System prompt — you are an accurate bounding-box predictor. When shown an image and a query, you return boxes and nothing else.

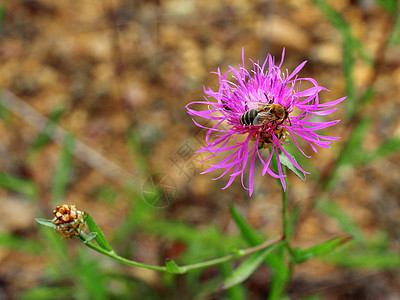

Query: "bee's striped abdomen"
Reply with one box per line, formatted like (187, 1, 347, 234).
(240, 109, 258, 126)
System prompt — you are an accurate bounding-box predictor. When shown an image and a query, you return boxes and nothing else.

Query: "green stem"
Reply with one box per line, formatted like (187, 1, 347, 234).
(278, 171, 295, 285)
(79, 233, 284, 274)
(79, 233, 167, 271)
(281, 181, 288, 241)
(182, 236, 284, 272)
(272, 150, 293, 251)
(272, 149, 294, 295)
(271, 150, 289, 240)
(278, 169, 294, 256)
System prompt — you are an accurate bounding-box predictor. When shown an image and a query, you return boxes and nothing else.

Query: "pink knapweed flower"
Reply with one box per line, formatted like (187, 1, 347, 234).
(186, 49, 345, 196)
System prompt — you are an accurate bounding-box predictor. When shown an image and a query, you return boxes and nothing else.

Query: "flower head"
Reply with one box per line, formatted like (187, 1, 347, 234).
(52, 204, 85, 239)
(186, 49, 345, 195)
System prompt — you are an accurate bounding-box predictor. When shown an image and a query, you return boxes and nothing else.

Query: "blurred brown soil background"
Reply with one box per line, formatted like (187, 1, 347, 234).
(1, 0, 400, 299)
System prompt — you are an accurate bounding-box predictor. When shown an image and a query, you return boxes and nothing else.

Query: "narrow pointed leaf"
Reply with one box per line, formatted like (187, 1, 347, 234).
(29, 108, 65, 154)
(0, 233, 42, 253)
(219, 247, 274, 291)
(291, 235, 353, 264)
(0, 6, 6, 28)
(230, 205, 262, 245)
(0, 88, 11, 122)
(341, 117, 371, 165)
(389, 17, 400, 45)
(317, 199, 364, 243)
(84, 213, 114, 252)
(35, 218, 56, 229)
(326, 250, 400, 269)
(375, 138, 400, 158)
(278, 152, 306, 181)
(0, 173, 39, 198)
(219, 262, 246, 299)
(230, 205, 289, 285)
(82, 232, 98, 244)
(19, 286, 71, 300)
(360, 86, 375, 106)
(375, 0, 398, 15)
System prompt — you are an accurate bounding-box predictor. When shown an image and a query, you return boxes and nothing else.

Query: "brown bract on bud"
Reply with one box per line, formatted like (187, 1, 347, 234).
(52, 204, 85, 239)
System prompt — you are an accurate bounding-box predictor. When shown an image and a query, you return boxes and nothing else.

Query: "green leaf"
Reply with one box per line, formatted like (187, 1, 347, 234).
(0, 173, 39, 198)
(84, 213, 114, 252)
(29, 108, 65, 154)
(0, 5, 6, 29)
(313, 0, 348, 32)
(219, 262, 247, 299)
(93, 186, 118, 203)
(82, 232, 98, 244)
(317, 199, 364, 243)
(126, 129, 149, 174)
(360, 86, 375, 106)
(278, 152, 306, 181)
(374, 0, 398, 15)
(0, 233, 42, 253)
(40, 223, 70, 262)
(348, 137, 400, 166)
(144, 219, 243, 267)
(342, 38, 357, 118)
(267, 243, 290, 300)
(374, 138, 400, 158)
(19, 286, 72, 300)
(266, 250, 289, 282)
(0, 88, 11, 123)
(326, 250, 400, 269)
(230, 205, 289, 293)
(230, 247, 241, 256)
(313, 0, 371, 63)
(51, 133, 75, 204)
(75, 250, 108, 300)
(229, 206, 288, 298)
(313, 0, 372, 118)
(35, 218, 56, 229)
(291, 235, 353, 264)
(219, 247, 273, 291)
(230, 205, 263, 245)
(337, 117, 371, 166)
(165, 259, 185, 274)
(389, 16, 400, 45)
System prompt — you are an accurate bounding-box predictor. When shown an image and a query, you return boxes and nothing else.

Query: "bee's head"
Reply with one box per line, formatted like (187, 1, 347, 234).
(270, 104, 287, 120)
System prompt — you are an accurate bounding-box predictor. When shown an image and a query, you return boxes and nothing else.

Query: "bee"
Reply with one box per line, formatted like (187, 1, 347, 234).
(240, 102, 289, 127)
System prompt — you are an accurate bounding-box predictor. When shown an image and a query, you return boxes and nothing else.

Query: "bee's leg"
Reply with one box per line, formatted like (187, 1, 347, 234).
(264, 93, 273, 104)
(276, 118, 287, 126)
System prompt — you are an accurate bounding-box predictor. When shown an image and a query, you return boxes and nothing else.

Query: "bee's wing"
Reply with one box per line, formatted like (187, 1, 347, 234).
(256, 102, 270, 109)
(253, 112, 269, 126)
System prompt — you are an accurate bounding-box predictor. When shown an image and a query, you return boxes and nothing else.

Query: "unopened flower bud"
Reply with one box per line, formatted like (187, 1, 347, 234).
(52, 204, 85, 239)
